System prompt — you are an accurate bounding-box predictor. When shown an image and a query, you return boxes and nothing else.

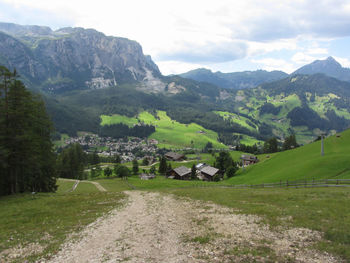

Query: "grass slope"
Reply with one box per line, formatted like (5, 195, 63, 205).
(139, 111, 226, 149)
(228, 129, 350, 184)
(100, 111, 226, 149)
(100, 114, 139, 127)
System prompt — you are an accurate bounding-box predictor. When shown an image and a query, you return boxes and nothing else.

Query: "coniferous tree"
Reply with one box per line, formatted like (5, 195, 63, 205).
(191, 164, 197, 180)
(158, 156, 167, 175)
(0, 66, 57, 195)
(132, 159, 139, 175)
(57, 143, 86, 179)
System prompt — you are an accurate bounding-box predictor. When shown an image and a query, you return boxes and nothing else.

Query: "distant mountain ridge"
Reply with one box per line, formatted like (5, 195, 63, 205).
(179, 68, 288, 89)
(180, 56, 350, 89)
(0, 22, 162, 93)
(292, 56, 350, 82)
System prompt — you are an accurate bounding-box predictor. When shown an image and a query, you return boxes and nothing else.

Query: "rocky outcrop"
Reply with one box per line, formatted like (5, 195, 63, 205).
(0, 22, 162, 93)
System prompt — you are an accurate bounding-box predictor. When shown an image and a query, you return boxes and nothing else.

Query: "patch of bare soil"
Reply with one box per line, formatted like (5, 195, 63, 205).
(0, 243, 44, 262)
(45, 191, 339, 263)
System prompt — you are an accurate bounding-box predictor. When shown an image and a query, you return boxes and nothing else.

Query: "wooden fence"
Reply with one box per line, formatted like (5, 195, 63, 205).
(199, 179, 350, 189)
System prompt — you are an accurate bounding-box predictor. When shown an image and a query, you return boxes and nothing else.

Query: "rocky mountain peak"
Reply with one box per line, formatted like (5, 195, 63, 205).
(0, 22, 163, 93)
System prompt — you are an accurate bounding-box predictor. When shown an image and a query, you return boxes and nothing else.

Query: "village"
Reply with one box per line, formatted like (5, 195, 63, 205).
(62, 132, 159, 163)
(61, 132, 261, 182)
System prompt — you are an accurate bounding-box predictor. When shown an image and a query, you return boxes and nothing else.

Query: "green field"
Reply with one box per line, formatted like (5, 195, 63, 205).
(214, 111, 258, 132)
(100, 111, 227, 149)
(228, 129, 350, 185)
(3, 129, 350, 262)
(0, 179, 125, 262)
(100, 114, 139, 127)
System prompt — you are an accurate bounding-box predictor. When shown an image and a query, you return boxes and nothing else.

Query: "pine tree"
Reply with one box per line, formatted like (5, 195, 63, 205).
(0, 66, 57, 195)
(191, 164, 197, 180)
(132, 159, 139, 175)
(158, 156, 167, 175)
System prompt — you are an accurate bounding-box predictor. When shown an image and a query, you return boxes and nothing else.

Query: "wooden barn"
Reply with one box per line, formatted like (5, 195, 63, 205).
(240, 154, 259, 166)
(169, 166, 191, 180)
(165, 152, 185, 161)
(199, 166, 219, 181)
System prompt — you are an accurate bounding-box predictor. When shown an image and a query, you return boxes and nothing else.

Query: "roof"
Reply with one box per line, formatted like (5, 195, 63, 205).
(200, 166, 219, 177)
(165, 152, 184, 160)
(173, 166, 191, 177)
(240, 154, 258, 161)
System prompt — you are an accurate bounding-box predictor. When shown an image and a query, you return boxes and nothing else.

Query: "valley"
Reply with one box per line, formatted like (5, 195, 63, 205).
(1, 20, 350, 263)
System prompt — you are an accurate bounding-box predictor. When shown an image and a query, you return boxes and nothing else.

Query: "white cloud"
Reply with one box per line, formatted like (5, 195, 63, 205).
(334, 56, 350, 68)
(306, 48, 328, 55)
(156, 60, 205, 75)
(291, 52, 324, 65)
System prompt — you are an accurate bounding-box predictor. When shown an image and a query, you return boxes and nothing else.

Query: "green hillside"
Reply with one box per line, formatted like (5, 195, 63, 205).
(100, 111, 227, 149)
(228, 129, 350, 184)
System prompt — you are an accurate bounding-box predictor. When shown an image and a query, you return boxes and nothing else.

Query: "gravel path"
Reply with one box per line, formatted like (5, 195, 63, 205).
(47, 191, 339, 263)
(88, 181, 107, 192)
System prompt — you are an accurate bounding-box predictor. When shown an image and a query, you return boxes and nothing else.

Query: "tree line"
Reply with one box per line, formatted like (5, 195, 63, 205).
(0, 67, 57, 196)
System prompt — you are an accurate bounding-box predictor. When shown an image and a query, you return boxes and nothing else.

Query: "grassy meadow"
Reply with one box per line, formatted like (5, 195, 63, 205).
(0, 179, 126, 262)
(2, 128, 350, 262)
(227, 129, 350, 185)
(100, 110, 227, 149)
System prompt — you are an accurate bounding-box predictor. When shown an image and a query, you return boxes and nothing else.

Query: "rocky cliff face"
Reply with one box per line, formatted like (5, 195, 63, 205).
(0, 22, 162, 93)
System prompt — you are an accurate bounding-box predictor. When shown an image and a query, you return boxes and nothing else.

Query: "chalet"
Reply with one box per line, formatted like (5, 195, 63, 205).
(240, 154, 259, 166)
(165, 151, 185, 161)
(169, 166, 191, 180)
(199, 166, 219, 181)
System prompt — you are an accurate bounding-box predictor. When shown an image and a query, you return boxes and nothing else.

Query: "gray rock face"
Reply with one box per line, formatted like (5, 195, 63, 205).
(0, 22, 162, 93)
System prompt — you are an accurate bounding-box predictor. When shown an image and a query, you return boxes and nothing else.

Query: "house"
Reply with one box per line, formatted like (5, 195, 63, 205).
(240, 154, 259, 166)
(169, 166, 191, 180)
(198, 166, 219, 181)
(164, 151, 185, 161)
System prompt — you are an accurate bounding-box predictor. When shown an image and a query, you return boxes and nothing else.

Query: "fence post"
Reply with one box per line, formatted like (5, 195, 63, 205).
(286, 180, 289, 187)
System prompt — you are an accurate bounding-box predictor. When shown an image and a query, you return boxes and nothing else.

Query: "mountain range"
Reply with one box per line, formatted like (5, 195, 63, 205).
(179, 56, 350, 89)
(1, 22, 350, 147)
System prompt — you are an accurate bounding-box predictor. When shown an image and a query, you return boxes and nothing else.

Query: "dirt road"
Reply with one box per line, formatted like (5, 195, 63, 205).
(48, 191, 338, 263)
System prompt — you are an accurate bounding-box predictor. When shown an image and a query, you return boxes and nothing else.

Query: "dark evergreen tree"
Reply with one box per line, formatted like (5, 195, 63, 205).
(57, 143, 86, 179)
(283, 134, 299, 150)
(142, 157, 149, 166)
(191, 164, 197, 180)
(263, 137, 279, 153)
(104, 167, 112, 177)
(214, 151, 234, 174)
(0, 66, 57, 195)
(226, 165, 238, 178)
(132, 159, 139, 175)
(114, 164, 130, 178)
(158, 156, 167, 175)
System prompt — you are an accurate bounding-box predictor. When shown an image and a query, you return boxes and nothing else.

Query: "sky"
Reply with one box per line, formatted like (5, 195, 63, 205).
(0, 0, 349, 75)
